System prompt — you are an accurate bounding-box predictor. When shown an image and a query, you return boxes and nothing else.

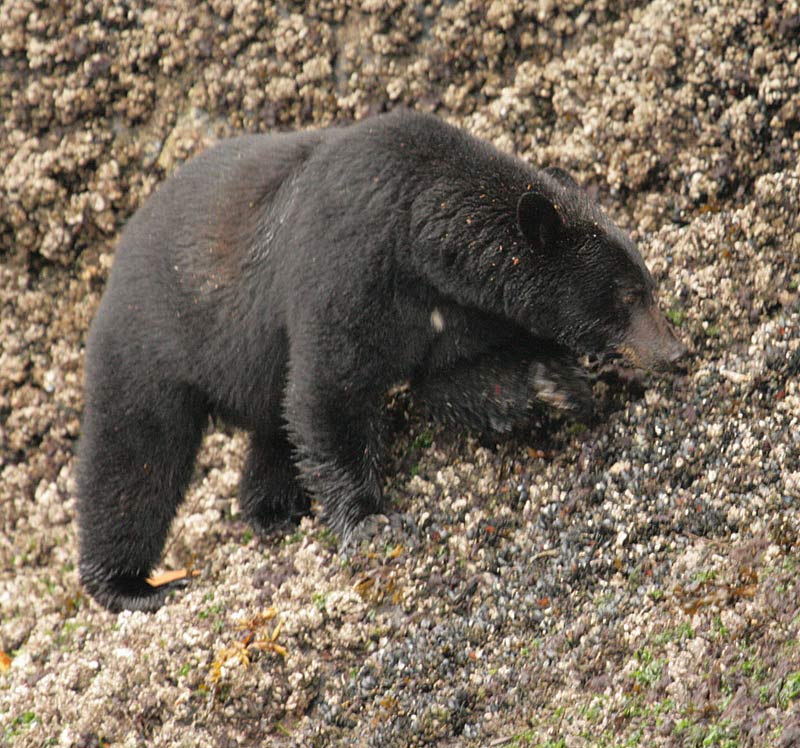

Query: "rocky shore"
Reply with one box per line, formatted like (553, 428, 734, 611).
(1, 1, 798, 745)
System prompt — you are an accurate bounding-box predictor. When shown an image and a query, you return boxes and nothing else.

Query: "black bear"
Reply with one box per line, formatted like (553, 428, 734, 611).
(76, 109, 686, 612)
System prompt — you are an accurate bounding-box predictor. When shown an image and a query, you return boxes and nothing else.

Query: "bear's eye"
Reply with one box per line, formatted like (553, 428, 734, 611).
(619, 288, 645, 306)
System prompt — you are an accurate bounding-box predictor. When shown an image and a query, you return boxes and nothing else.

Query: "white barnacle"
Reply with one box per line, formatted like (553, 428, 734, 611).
(430, 308, 445, 333)
(533, 365, 568, 409)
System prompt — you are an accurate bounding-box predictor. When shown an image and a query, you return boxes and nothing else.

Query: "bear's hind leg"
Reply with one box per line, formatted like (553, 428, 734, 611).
(77, 382, 207, 612)
(239, 429, 310, 533)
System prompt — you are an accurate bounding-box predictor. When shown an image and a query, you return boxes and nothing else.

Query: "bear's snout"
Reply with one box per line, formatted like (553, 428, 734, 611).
(618, 302, 687, 371)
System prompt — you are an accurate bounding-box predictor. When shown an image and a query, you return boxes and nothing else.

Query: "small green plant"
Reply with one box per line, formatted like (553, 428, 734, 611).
(54, 619, 83, 645)
(625, 728, 644, 746)
(411, 430, 433, 450)
(666, 307, 686, 327)
(691, 569, 718, 584)
(737, 657, 757, 679)
(711, 615, 729, 639)
(622, 694, 646, 718)
(512, 736, 565, 748)
(595, 591, 615, 608)
(315, 527, 337, 549)
(627, 564, 644, 590)
(654, 622, 695, 644)
(285, 528, 305, 544)
(198, 601, 224, 620)
(674, 719, 740, 747)
(778, 671, 800, 708)
(312, 592, 327, 612)
(5, 711, 37, 739)
(580, 697, 607, 723)
(631, 649, 665, 689)
(701, 722, 740, 747)
(508, 730, 535, 747)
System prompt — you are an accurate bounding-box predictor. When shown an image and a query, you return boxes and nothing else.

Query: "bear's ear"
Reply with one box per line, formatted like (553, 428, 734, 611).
(516, 191, 563, 251)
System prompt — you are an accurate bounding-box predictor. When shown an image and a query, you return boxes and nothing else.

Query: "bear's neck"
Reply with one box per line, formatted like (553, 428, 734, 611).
(404, 185, 549, 333)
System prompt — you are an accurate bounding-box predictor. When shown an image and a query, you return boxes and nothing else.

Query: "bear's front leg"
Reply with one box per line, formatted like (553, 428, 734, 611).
(416, 345, 593, 435)
(284, 381, 386, 540)
(239, 428, 310, 533)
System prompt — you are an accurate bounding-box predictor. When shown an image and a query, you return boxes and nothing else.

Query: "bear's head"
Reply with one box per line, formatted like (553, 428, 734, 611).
(515, 169, 686, 371)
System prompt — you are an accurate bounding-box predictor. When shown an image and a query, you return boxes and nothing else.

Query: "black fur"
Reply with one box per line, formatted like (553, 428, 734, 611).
(77, 109, 683, 611)
(416, 343, 594, 433)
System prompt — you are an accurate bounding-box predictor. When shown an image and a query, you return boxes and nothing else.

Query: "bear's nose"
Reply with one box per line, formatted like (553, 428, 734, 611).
(619, 303, 689, 371)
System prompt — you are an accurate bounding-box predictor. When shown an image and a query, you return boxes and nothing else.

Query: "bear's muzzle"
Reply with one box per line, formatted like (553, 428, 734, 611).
(618, 302, 688, 371)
